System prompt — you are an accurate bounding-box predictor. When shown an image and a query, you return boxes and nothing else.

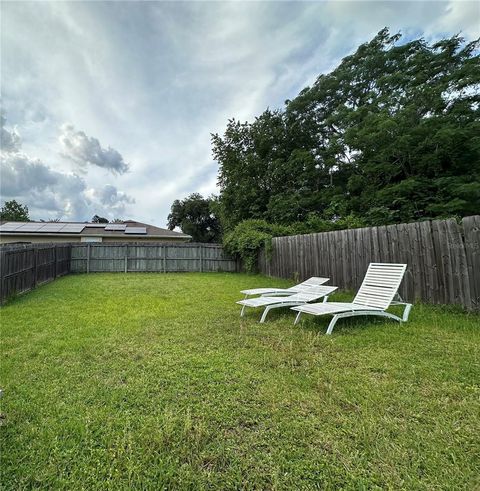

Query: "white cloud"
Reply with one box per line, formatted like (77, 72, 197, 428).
(1, 151, 87, 218)
(0, 117, 135, 221)
(0, 151, 135, 220)
(59, 124, 129, 174)
(1, 115, 21, 153)
(85, 184, 135, 219)
(92, 184, 134, 207)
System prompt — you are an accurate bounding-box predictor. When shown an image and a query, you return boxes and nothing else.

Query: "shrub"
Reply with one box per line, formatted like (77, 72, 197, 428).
(223, 220, 292, 272)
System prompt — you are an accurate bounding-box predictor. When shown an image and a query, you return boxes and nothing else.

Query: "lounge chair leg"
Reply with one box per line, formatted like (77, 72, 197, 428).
(294, 311, 302, 325)
(402, 303, 412, 322)
(240, 305, 246, 317)
(323, 295, 329, 303)
(260, 305, 273, 323)
(326, 315, 340, 335)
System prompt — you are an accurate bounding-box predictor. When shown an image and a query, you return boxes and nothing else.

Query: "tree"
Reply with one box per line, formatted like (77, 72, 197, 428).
(212, 110, 289, 231)
(212, 29, 480, 230)
(91, 215, 109, 223)
(0, 200, 30, 222)
(288, 29, 480, 223)
(167, 193, 221, 243)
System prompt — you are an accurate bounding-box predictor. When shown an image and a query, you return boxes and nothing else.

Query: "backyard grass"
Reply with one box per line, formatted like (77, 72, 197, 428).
(0, 273, 479, 490)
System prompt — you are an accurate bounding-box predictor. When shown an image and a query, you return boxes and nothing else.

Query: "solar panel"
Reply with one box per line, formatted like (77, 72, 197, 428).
(0, 222, 26, 232)
(60, 224, 85, 233)
(105, 224, 126, 231)
(15, 223, 45, 232)
(56, 224, 72, 232)
(0, 222, 87, 234)
(38, 223, 65, 232)
(85, 223, 107, 228)
(125, 227, 147, 234)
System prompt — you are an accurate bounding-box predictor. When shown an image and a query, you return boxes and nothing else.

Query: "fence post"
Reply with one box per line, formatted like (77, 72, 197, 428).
(0, 249, 5, 303)
(200, 245, 203, 272)
(53, 245, 57, 279)
(33, 247, 37, 287)
(86, 244, 91, 273)
(124, 245, 128, 273)
(163, 245, 167, 273)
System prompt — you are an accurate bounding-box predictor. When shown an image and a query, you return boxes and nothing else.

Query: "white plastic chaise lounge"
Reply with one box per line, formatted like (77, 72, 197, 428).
(241, 277, 330, 299)
(291, 263, 412, 334)
(237, 285, 338, 323)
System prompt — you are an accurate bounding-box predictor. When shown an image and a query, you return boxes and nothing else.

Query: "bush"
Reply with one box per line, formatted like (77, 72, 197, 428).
(223, 220, 292, 272)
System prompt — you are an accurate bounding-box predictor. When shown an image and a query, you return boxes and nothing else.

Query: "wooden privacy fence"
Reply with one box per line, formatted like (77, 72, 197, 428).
(0, 242, 238, 303)
(71, 243, 239, 273)
(258, 216, 480, 311)
(0, 243, 71, 303)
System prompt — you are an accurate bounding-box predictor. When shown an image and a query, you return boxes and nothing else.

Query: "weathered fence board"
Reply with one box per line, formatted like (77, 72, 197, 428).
(70, 243, 238, 274)
(463, 216, 480, 310)
(0, 243, 71, 303)
(258, 216, 480, 311)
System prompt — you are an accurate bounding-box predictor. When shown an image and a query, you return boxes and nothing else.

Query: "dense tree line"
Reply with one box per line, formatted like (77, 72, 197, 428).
(212, 29, 480, 232)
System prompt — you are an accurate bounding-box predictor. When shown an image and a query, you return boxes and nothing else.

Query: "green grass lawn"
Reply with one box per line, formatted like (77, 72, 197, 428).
(1, 273, 479, 490)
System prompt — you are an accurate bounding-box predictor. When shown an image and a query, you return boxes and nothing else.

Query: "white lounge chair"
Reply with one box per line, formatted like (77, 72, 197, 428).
(291, 263, 412, 334)
(237, 285, 338, 323)
(241, 277, 329, 299)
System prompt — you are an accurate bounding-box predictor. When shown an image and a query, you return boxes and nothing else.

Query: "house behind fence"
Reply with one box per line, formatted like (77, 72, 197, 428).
(0, 220, 191, 244)
(258, 215, 480, 311)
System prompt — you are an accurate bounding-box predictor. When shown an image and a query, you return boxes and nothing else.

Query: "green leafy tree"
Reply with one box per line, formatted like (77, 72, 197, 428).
(0, 200, 30, 222)
(91, 215, 109, 223)
(167, 193, 221, 243)
(212, 110, 289, 231)
(212, 29, 480, 230)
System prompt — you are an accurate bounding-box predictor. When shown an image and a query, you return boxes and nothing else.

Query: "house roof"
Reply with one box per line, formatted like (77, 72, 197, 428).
(0, 220, 191, 240)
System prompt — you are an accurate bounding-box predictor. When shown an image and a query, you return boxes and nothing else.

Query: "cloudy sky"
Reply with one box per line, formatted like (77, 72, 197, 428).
(1, 1, 478, 226)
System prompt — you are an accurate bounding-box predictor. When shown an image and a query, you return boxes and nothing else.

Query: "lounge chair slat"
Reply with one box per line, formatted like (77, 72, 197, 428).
(354, 263, 406, 310)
